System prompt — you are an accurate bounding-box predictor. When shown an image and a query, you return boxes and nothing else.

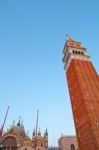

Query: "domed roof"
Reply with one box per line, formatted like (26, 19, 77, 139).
(22, 136, 32, 146)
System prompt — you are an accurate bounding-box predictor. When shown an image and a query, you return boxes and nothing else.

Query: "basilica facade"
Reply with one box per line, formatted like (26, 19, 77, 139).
(0, 121, 48, 150)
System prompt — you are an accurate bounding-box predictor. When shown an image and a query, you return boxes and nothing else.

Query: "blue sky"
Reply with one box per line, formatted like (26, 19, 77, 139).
(0, 0, 99, 146)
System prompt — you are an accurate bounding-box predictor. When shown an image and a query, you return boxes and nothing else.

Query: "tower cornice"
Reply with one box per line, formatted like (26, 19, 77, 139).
(63, 38, 90, 72)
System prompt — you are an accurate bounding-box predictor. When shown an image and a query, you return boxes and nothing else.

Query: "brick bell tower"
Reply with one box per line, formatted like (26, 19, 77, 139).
(62, 35, 99, 150)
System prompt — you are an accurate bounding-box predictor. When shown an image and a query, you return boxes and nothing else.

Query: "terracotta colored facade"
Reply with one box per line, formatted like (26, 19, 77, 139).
(63, 36, 99, 150)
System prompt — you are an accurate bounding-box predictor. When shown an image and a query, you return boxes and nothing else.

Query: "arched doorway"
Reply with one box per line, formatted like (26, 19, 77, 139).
(71, 144, 75, 150)
(2, 136, 17, 150)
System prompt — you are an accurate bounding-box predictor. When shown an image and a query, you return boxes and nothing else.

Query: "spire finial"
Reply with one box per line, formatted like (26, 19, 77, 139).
(13, 120, 15, 126)
(38, 127, 41, 136)
(17, 116, 21, 126)
(33, 128, 35, 135)
(66, 34, 72, 41)
(27, 130, 29, 136)
(21, 119, 23, 126)
(35, 110, 39, 149)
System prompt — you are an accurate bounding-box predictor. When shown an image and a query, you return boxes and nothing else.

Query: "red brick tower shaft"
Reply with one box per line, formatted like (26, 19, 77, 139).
(63, 36, 99, 150)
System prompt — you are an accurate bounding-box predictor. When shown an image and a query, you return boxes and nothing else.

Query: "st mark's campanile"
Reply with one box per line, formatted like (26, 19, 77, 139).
(63, 36, 99, 150)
